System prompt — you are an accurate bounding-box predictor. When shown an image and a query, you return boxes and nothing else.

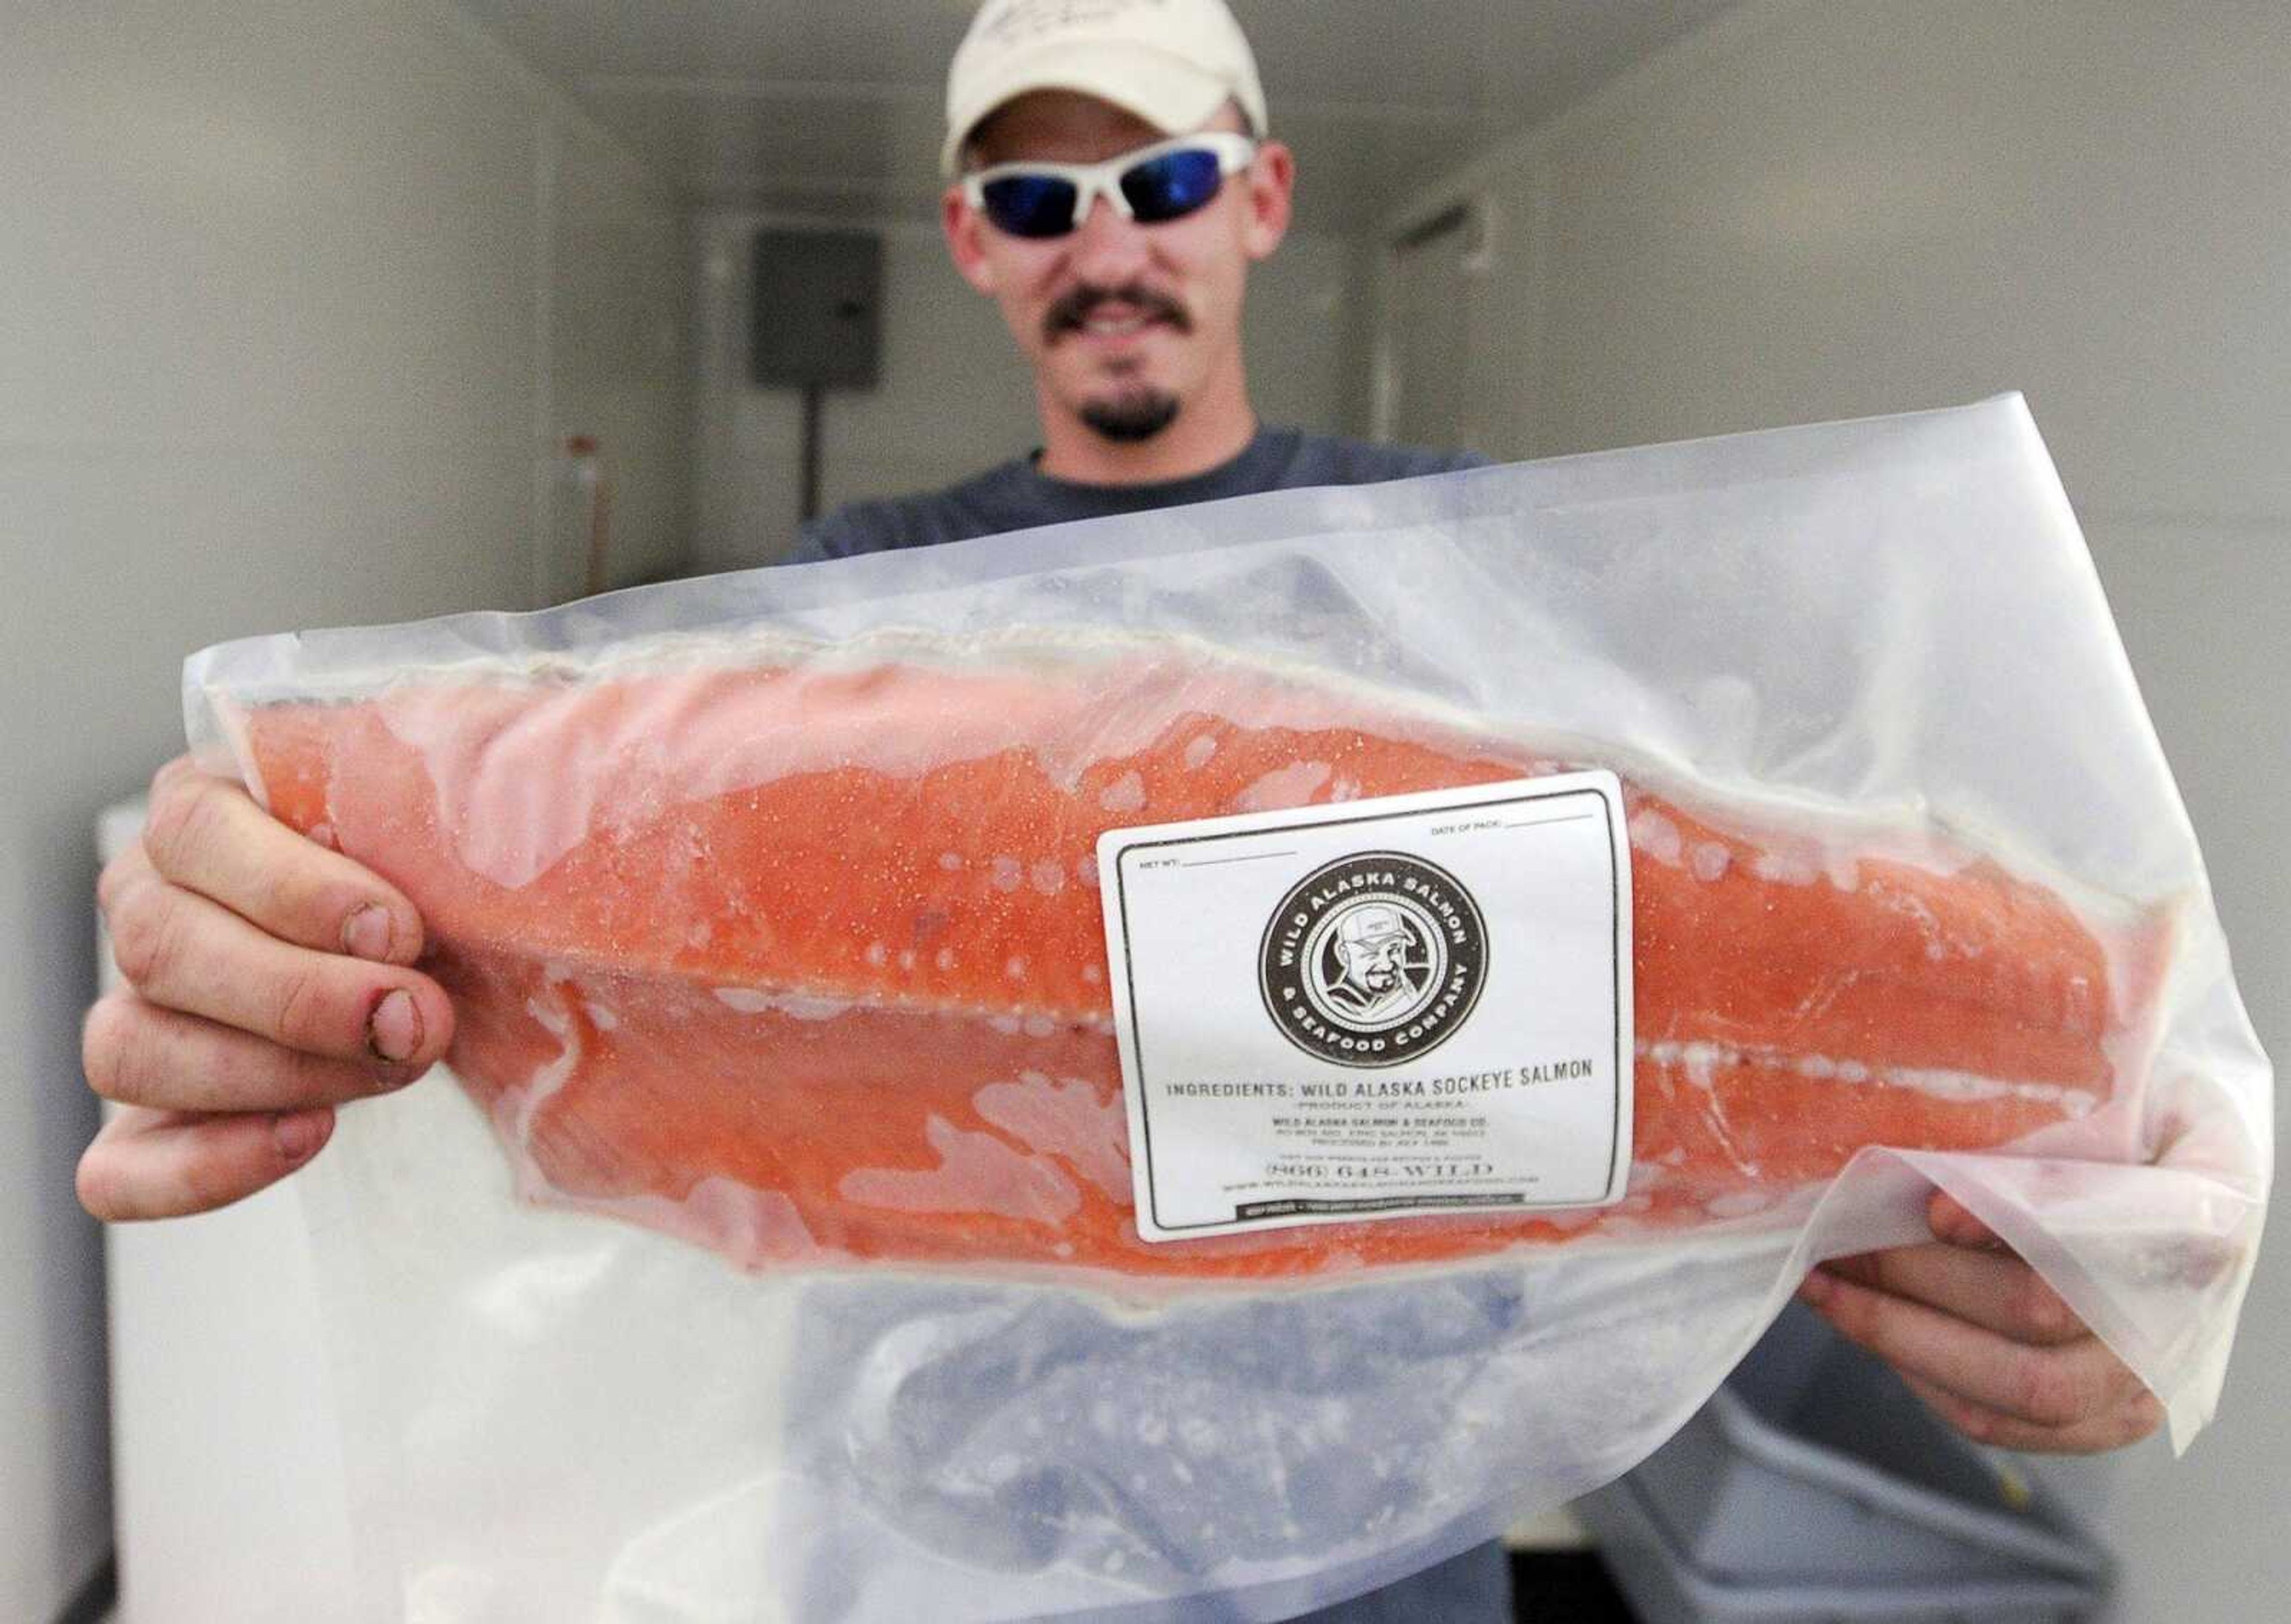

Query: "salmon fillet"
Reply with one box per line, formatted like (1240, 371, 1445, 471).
(227, 641, 2162, 1280)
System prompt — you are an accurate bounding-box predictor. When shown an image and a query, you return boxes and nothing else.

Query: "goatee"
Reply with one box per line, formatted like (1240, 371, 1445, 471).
(1080, 389, 1181, 442)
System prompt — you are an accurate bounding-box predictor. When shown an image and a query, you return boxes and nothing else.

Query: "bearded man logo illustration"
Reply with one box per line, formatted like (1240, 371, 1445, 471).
(1317, 902, 1427, 1022)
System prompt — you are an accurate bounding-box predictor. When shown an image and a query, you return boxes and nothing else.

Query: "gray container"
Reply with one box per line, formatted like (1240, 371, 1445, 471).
(1573, 1305, 2110, 1622)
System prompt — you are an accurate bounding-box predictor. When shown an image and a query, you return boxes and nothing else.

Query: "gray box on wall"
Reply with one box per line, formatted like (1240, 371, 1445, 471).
(751, 229, 884, 389)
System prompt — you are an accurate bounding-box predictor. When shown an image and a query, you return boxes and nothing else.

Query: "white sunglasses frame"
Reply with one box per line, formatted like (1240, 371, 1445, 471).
(961, 131, 1261, 236)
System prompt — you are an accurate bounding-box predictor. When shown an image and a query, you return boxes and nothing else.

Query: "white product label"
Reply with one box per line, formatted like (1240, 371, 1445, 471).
(1097, 773, 1634, 1243)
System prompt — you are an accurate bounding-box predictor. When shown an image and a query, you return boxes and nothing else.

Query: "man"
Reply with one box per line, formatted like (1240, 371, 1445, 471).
(1323, 906, 1423, 1023)
(79, 0, 2163, 1614)
(785, 1, 1468, 566)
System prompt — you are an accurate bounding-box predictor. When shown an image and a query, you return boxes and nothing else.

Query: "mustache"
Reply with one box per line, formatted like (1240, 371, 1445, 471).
(1045, 283, 1191, 341)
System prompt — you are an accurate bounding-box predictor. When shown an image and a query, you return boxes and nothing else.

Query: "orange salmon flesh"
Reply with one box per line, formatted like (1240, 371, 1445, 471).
(232, 649, 2162, 1280)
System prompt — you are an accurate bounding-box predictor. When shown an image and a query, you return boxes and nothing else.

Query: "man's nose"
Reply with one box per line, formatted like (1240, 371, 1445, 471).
(1066, 191, 1151, 282)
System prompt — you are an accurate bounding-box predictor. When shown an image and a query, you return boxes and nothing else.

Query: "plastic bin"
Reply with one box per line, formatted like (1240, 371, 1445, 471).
(1573, 1305, 2110, 1622)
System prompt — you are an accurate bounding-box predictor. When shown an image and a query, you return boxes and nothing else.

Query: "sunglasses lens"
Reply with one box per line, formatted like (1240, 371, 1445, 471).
(1122, 148, 1225, 223)
(980, 174, 1079, 238)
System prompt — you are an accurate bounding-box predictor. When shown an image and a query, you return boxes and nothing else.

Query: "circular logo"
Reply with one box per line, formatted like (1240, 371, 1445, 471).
(1257, 851, 1489, 1068)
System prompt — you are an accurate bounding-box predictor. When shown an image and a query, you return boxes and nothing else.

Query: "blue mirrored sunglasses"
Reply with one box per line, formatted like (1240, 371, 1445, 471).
(963, 132, 1260, 239)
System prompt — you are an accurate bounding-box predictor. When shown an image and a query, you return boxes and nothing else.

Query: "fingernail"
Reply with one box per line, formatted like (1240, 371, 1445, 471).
(276, 1112, 326, 1164)
(342, 904, 393, 961)
(369, 989, 421, 1063)
(1798, 1269, 1834, 1307)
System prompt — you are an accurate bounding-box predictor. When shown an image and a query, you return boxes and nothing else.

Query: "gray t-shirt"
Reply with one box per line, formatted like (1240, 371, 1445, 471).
(788, 425, 1486, 563)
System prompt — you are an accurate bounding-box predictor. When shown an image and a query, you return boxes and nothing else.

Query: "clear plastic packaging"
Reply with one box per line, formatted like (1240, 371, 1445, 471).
(184, 396, 2271, 1622)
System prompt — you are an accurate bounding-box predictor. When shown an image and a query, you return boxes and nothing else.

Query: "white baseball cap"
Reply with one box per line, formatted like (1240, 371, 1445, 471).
(942, 0, 1271, 178)
(1337, 905, 1410, 949)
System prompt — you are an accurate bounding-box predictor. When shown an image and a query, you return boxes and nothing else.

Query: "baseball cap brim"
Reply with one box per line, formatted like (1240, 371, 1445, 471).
(940, 43, 1235, 177)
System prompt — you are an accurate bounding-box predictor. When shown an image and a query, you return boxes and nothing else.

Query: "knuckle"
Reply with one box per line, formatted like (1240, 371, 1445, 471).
(75, 1147, 121, 1221)
(80, 996, 134, 1101)
(109, 884, 187, 990)
(2012, 1350, 2093, 1429)
(271, 961, 342, 1051)
(140, 774, 207, 872)
(95, 850, 134, 919)
(149, 754, 196, 795)
(264, 852, 362, 945)
(75, 1128, 145, 1222)
(254, 864, 315, 937)
(143, 771, 235, 879)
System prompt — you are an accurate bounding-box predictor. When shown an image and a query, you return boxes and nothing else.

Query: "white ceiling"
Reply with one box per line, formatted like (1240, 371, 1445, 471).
(459, 0, 1739, 231)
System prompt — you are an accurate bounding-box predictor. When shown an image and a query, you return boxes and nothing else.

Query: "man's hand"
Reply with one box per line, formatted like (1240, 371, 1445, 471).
(1799, 1188, 2164, 1454)
(78, 757, 455, 1221)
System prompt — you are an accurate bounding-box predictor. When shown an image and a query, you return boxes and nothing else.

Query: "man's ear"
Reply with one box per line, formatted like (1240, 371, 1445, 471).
(943, 186, 998, 294)
(1240, 140, 1295, 261)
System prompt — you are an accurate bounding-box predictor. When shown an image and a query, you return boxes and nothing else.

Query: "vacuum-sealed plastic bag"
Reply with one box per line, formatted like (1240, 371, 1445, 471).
(184, 396, 2271, 1622)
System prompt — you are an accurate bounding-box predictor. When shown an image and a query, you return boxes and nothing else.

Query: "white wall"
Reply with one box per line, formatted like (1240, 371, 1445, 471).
(691, 214, 1373, 573)
(544, 116, 690, 598)
(0, 2, 683, 1614)
(1382, 2, 2287, 1617)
